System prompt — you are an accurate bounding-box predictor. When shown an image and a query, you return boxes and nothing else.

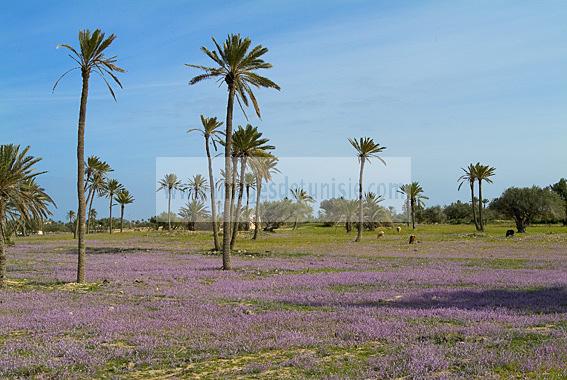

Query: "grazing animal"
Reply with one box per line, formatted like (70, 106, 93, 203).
(396, 226, 402, 233)
(377, 231, 385, 238)
(505, 229, 515, 238)
(409, 235, 416, 244)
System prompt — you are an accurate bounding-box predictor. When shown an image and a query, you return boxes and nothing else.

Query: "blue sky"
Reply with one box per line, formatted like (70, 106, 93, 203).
(1, 0, 566, 221)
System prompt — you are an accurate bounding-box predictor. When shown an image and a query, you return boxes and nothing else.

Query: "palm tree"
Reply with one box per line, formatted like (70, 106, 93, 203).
(87, 171, 109, 234)
(188, 115, 224, 250)
(157, 173, 181, 230)
(184, 174, 209, 201)
(290, 187, 314, 230)
(349, 137, 386, 242)
(88, 208, 97, 231)
(187, 34, 280, 270)
(230, 125, 274, 248)
(398, 182, 428, 230)
(67, 210, 76, 238)
(115, 189, 134, 233)
(85, 157, 112, 234)
(458, 164, 480, 231)
(102, 179, 123, 234)
(249, 155, 279, 240)
(178, 199, 210, 231)
(54, 29, 125, 283)
(0, 145, 54, 286)
(473, 163, 495, 232)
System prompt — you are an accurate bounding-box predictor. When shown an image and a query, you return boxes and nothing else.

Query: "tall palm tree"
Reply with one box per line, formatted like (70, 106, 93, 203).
(249, 155, 279, 240)
(67, 210, 76, 238)
(178, 199, 210, 231)
(349, 137, 386, 242)
(473, 163, 495, 232)
(102, 179, 123, 234)
(290, 187, 314, 230)
(458, 164, 480, 230)
(187, 34, 280, 270)
(54, 29, 125, 283)
(157, 173, 181, 231)
(115, 189, 134, 233)
(85, 157, 112, 234)
(184, 174, 209, 201)
(188, 115, 224, 250)
(0, 145, 54, 287)
(398, 182, 428, 229)
(230, 125, 274, 248)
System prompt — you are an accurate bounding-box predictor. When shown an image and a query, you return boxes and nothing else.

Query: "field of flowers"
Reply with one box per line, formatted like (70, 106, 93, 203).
(1, 225, 566, 378)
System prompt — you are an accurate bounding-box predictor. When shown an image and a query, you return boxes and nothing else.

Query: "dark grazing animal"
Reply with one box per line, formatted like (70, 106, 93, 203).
(505, 229, 515, 238)
(409, 235, 416, 244)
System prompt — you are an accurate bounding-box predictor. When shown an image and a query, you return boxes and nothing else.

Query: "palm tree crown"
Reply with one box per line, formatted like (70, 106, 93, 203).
(187, 34, 280, 118)
(349, 137, 387, 164)
(184, 174, 209, 201)
(54, 29, 125, 100)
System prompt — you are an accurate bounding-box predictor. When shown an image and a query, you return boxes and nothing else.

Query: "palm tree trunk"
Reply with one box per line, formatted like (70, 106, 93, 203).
(0, 202, 6, 287)
(109, 195, 113, 234)
(478, 180, 484, 232)
(230, 157, 247, 249)
(167, 188, 172, 231)
(253, 180, 262, 240)
(205, 136, 220, 251)
(120, 205, 124, 233)
(76, 70, 89, 284)
(411, 198, 416, 229)
(222, 85, 236, 269)
(86, 186, 96, 234)
(244, 185, 251, 231)
(355, 159, 365, 242)
(470, 182, 479, 231)
(293, 218, 298, 230)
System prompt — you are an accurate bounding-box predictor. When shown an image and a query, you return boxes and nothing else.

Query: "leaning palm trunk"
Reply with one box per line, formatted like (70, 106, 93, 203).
(0, 203, 6, 287)
(253, 180, 262, 240)
(478, 180, 484, 232)
(470, 182, 480, 231)
(222, 86, 236, 270)
(205, 135, 220, 251)
(229, 156, 238, 247)
(230, 157, 248, 249)
(76, 71, 89, 283)
(355, 159, 365, 242)
(86, 186, 96, 234)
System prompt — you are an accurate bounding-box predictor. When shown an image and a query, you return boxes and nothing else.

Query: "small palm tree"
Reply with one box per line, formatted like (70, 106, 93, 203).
(67, 210, 76, 238)
(349, 137, 386, 242)
(230, 125, 274, 248)
(458, 164, 480, 230)
(102, 179, 123, 234)
(88, 208, 97, 231)
(473, 163, 495, 231)
(184, 174, 209, 201)
(85, 157, 112, 234)
(115, 189, 134, 233)
(249, 155, 279, 240)
(54, 29, 125, 283)
(187, 34, 280, 270)
(398, 182, 428, 229)
(290, 187, 314, 230)
(188, 115, 224, 250)
(0, 145, 54, 286)
(178, 199, 210, 231)
(157, 173, 181, 231)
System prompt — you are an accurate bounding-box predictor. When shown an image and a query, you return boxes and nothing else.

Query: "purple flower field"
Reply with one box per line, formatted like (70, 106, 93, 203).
(1, 229, 566, 379)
